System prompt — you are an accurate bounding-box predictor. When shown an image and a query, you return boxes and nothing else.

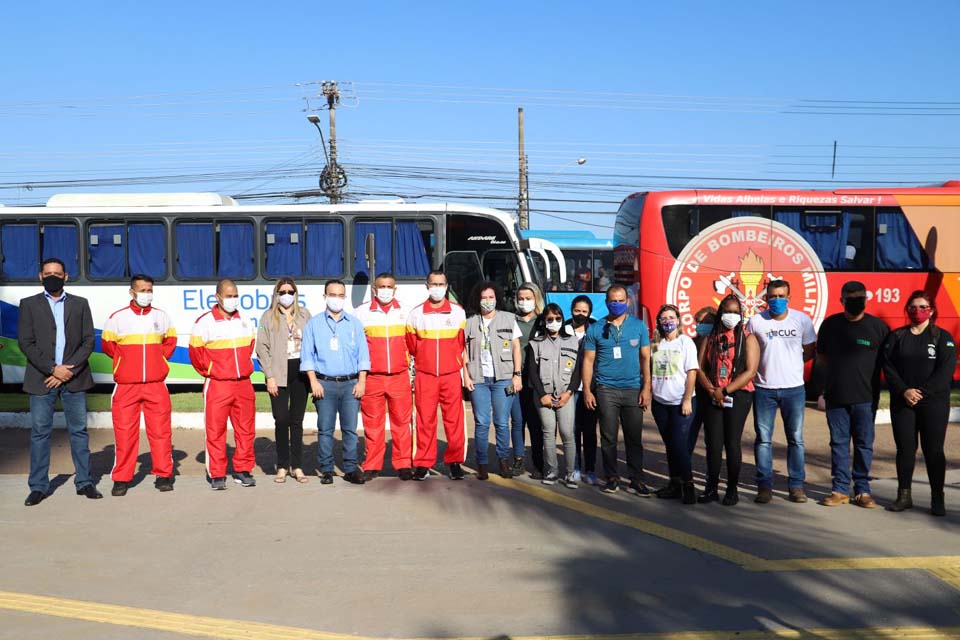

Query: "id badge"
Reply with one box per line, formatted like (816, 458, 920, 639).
(330, 336, 339, 352)
(287, 338, 296, 354)
(719, 365, 728, 380)
(612, 346, 622, 360)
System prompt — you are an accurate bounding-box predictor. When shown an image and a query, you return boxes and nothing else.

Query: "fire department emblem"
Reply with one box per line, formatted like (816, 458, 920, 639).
(665, 217, 828, 336)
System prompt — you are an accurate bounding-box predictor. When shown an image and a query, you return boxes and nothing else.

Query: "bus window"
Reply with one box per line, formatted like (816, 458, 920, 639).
(175, 220, 254, 280)
(595, 250, 614, 293)
(483, 249, 523, 302)
(773, 209, 874, 271)
(444, 250, 484, 304)
(353, 219, 433, 280)
(876, 208, 931, 270)
(306, 221, 344, 277)
(87, 221, 167, 280)
(42, 224, 79, 277)
(843, 209, 874, 271)
(663, 205, 770, 258)
(88, 222, 126, 279)
(1, 222, 80, 280)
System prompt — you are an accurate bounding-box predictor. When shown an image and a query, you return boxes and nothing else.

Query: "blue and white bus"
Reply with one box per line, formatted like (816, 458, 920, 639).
(0, 193, 549, 384)
(521, 229, 614, 317)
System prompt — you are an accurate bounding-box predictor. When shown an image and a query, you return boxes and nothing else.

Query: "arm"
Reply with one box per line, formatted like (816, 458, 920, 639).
(726, 333, 759, 394)
(162, 327, 178, 360)
(353, 322, 371, 399)
(101, 313, 118, 360)
(524, 344, 549, 405)
(461, 323, 474, 390)
(680, 338, 698, 415)
(881, 332, 909, 398)
(919, 330, 958, 397)
(566, 344, 583, 394)
(63, 300, 95, 367)
(803, 342, 816, 363)
(511, 336, 523, 392)
(255, 321, 273, 380)
(639, 344, 652, 409)
(17, 299, 56, 376)
(188, 322, 211, 377)
(581, 348, 597, 410)
(696, 341, 714, 393)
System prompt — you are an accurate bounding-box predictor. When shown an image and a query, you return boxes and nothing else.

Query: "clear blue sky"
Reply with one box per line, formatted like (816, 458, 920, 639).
(2, 1, 959, 233)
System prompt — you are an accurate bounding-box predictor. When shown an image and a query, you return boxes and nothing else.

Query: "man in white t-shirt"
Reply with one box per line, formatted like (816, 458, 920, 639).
(746, 279, 816, 504)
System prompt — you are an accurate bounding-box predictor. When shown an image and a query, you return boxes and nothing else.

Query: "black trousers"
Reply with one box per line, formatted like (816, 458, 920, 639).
(574, 392, 598, 473)
(890, 397, 949, 494)
(520, 387, 544, 473)
(698, 389, 753, 490)
(596, 386, 644, 481)
(270, 358, 309, 470)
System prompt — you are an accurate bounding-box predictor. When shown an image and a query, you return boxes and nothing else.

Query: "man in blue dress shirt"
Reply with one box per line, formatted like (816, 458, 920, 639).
(301, 280, 370, 485)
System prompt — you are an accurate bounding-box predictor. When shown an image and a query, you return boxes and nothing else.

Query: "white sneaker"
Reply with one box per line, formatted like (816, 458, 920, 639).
(541, 474, 558, 485)
(563, 474, 579, 489)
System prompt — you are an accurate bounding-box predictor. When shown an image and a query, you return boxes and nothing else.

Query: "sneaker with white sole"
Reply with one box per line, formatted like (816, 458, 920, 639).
(563, 474, 579, 489)
(211, 477, 227, 491)
(233, 472, 256, 487)
(541, 474, 558, 485)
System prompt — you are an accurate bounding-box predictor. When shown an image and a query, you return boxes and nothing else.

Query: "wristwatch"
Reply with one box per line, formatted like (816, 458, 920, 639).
(513, 371, 522, 376)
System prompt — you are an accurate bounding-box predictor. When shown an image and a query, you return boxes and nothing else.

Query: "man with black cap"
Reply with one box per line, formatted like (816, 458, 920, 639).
(816, 281, 889, 508)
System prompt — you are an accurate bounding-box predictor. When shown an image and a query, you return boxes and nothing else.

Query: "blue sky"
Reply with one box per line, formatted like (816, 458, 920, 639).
(2, 1, 959, 233)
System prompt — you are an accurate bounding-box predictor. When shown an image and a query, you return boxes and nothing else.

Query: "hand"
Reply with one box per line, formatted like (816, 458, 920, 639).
(584, 390, 597, 411)
(639, 389, 651, 410)
(681, 398, 693, 416)
(555, 391, 572, 409)
(711, 387, 725, 406)
(44, 375, 63, 389)
(463, 375, 475, 392)
(540, 394, 554, 408)
(816, 394, 826, 411)
(903, 388, 923, 406)
(310, 380, 324, 400)
(352, 380, 365, 399)
(512, 375, 522, 394)
(266, 378, 279, 398)
(52, 364, 74, 381)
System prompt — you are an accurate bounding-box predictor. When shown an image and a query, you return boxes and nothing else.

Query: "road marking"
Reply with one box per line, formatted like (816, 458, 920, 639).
(2, 590, 960, 640)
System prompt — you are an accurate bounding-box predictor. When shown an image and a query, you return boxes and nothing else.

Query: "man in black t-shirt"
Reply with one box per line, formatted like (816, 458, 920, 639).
(816, 281, 890, 509)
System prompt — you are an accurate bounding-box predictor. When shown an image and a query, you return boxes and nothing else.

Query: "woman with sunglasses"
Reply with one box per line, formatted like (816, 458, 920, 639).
(257, 278, 313, 483)
(881, 291, 957, 516)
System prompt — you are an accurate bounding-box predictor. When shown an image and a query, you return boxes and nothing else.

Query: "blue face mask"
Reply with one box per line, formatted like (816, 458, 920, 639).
(695, 322, 714, 337)
(606, 300, 629, 317)
(767, 297, 788, 315)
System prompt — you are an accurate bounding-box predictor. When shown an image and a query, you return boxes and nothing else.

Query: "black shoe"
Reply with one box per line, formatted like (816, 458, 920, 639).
(887, 488, 913, 512)
(155, 476, 174, 492)
(362, 470, 379, 482)
(932, 491, 946, 517)
(77, 485, 103, 500)
(413, 467, 430, 481)
(601, 478, 619, 494)
(111, 481, 128, 497)
(343, 470, 366, 485)
(499, 459, 513, 479)
(24, 490, 46, 506)
(476, 464, 489, 481)
(529, 470, 544, 480)
(320, 472, 334, 485)
(698, 488, 720, 504)
(629, 479, 653, 498)
(449, 463, 465, 480)
(722, 488, 739, 506)
(511, 457, 525, 476)
(655, 483, 682, 499)
(681, 482, 697, 505)
(398, 468, 413, 481)
(232, 471, 256, 487)
(210, 477, 227, 491)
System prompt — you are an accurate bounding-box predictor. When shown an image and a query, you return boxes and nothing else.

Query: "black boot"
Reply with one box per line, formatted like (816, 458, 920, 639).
(722, 487, 739, 506)
(931, 491, 946, 517)
(656, 478, 682, 499)
(887, 488, 913, 512)
(681, 482, 697, 505)
(697, 482, 720, 504)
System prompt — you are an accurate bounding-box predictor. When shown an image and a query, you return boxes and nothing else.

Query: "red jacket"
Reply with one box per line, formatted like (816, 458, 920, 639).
(101, 302, 177, 384)
(357, 299, 410, 375)
(189, 306, 256, 380)
(405, 299, 466, 376)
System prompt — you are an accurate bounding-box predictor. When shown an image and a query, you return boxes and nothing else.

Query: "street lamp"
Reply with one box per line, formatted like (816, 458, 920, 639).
(549, 157, 588, 176)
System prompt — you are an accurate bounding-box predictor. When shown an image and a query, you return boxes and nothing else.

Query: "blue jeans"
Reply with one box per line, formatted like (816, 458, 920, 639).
(315, 378, 360, 474)
(753, 385, 806, 490)
(825, 401, 875, 495)
(29, 388, 92, 492)
(510, 392, 525, 459)
(471, 377, 513, 465)
(651, 400, 694, 482)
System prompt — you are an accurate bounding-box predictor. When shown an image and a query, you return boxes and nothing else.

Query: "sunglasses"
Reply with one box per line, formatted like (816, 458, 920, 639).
(278, 289, 296, 295)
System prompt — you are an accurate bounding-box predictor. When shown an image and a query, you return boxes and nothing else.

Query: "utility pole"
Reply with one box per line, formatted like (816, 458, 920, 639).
(518, 107, 529, 230)
(309, 81, 346, 204)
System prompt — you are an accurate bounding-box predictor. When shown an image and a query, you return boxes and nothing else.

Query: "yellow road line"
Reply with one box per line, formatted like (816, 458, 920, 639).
(748, 557, 960, 572)
(2, 589, 960, 640)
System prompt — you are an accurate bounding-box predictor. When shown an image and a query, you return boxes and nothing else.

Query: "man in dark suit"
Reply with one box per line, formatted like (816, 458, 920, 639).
(18, 257, 101, 506)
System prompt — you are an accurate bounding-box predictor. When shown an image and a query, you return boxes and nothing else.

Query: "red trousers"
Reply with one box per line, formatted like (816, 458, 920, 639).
(360, 373, 413, 471)
(110, 381, 173, 481)
(203, 378, 256, 478)
(413, 371, 466, 467)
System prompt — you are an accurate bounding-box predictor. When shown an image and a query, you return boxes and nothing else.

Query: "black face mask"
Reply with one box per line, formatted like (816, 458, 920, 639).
(843, 297, 866, 316)
(571, 315, 588, 327)
(42, 275, 64, 294)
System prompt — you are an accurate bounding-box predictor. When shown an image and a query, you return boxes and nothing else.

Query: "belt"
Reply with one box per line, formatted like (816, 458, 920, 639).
(316, 373, 359, 382)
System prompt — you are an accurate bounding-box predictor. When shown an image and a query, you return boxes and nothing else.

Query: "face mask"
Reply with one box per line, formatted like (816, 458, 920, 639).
(42, 275, 64, 294)
(479, 300, 497, 313)
(660, 320, 678, 334)
(428, 286, 447, 302)
(221, 296, 240, 314)
(572, 314, 588, 327)
(326, 297, 345, 313)
(545, 320, 562, 333)
(695, 322, 714, 337)
(907, 307, 932, 324)
(843, 297, 866, 316)
(767, 297, 788, 316)
(721, 313, 741, 329)
(376, 288, 395, 305)
(278, 294, 296, 308)
(517, 299, 535, 314)
(606, 300, 628, 317)
(135, 292, 154, 308)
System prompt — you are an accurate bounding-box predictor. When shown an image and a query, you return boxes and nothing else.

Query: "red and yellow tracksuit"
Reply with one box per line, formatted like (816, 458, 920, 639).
(102, 302, 178, 482)
(189, 306, 256, 479)
(356, 299, 413, 471)
(405, 298, 467, 467)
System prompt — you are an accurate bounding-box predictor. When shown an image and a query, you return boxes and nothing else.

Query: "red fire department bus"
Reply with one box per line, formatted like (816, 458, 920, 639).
(612, 182, 960, 376)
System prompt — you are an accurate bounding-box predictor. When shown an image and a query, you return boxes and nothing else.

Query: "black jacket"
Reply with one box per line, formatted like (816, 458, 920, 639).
(17, 291, 95, 395)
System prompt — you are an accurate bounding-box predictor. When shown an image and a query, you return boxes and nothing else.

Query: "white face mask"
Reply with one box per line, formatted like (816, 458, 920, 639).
(221, 296, 240, 314)
(278, 293, 296, 308)
(545, 320, 562, 333)
(479, 299, 497, 313)
(517, 299, 535, 314)
(134, 292, 153, 308)
(326, 296, 345, 313)
(428, 286, 447, 302)
(721, 312, 741, 329)
(376, 288, 395, 304)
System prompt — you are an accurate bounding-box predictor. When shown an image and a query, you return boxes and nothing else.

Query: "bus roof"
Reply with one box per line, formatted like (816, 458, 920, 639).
(521, 229, 613, 248)
(46, 193, 238, 207)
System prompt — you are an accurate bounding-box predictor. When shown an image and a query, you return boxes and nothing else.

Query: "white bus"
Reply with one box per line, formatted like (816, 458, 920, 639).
(0, 193, 554, 384)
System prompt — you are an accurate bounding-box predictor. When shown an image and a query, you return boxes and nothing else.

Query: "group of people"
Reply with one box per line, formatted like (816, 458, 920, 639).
(17, 257, 957, 518)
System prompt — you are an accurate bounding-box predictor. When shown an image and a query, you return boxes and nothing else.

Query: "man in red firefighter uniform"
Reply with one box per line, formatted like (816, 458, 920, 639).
(405, 270, 467, 481)
(189, 279, 257, 490)
(357, 272, 413, 481)
(101, 274, 178, 496)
